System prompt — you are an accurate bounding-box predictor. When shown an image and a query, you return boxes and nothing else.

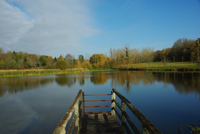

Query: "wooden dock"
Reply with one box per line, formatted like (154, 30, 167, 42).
(53, 88, 162, 134)
(80, 114, 123, 134)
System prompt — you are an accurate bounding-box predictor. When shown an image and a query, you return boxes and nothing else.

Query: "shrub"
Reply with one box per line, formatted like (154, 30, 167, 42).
(57, 60, 68, 70)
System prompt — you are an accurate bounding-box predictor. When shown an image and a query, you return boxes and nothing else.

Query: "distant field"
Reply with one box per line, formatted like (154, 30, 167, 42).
(118, 62, 200, 69)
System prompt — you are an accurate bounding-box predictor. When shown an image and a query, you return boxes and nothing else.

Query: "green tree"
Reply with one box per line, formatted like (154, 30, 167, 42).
(39, 56, 47, 66)
(196, 38, 200, 66)
(162, 49, 167, 66)
(57, 60, 68, 70)
(79, 55, 84, 62)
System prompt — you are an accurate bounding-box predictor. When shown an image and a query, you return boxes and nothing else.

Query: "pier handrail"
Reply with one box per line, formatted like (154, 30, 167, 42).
(83, 92, 112, 115)
(112, 88, 162, 134)
(53, 90, 83, 134)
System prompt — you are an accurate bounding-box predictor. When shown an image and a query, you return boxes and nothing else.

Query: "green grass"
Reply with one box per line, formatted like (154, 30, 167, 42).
(117, 62, 200, 69)
(84, 69, 116, 72)
(0, 68, 88, 78)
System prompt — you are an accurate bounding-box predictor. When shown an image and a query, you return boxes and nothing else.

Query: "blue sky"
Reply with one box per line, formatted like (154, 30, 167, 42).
(0, 0, 199, 58)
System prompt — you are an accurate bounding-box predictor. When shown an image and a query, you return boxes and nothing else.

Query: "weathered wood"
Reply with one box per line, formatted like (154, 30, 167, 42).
(85, 111, 111, 114)
(113, 107, 121, 120)
(67, 115, 77, 134)
(113, 107, 132, 134)
(141, 123, 150, 134)
(74, 102, 79, 132)
(113, 99, 122, 111)
(79, 94, 83, 119)
(80, 114, 123, 134)
(123, 111, 140, 134)
(123, 122, 132, 134)
(53, 90, 82, 134)
(73, 126, 79, 134)
(112, 88, 162, 134)
(113, 107, 140, 134)
(111, 91, 116, 115)
(54, 89, 162, 134)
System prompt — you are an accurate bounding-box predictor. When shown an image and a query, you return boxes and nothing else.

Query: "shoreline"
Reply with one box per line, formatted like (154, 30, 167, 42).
(117, 67, 200, 72)
(0, 67, 200, 78)
(0, 68, 88, 78)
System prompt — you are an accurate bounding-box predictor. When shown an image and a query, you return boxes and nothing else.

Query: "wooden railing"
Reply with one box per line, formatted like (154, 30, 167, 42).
(112, 88, 162, 134)
(53, 90, 83, 134)
(83, 92, 112, 115)
(53, 89, 162, 134)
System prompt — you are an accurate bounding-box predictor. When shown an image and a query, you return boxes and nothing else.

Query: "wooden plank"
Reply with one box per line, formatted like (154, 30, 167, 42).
(85, 111, 111, 114)
(80, 114, 123, 134)
(112, 88, 162, 134)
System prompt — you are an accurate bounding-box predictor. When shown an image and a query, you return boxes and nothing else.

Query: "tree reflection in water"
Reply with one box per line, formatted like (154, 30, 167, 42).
(0, 71, 199, 99)
(90, 71, 200, 99)
(0, 77, 54, 97)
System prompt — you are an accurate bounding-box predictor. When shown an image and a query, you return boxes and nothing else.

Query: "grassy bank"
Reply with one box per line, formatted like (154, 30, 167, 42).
(0, 68, 89, 77)
(116, 62, 200, 70)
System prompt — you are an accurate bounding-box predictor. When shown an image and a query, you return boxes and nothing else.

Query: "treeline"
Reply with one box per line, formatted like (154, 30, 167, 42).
(0, 38, 199, 70)
(154, 38, 199, 63)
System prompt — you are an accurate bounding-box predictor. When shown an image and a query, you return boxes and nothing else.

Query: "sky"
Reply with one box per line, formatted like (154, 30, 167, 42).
(0, 0, 199, 58)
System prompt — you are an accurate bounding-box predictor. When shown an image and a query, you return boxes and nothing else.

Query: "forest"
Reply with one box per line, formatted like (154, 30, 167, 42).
(0, 38, 199, 70)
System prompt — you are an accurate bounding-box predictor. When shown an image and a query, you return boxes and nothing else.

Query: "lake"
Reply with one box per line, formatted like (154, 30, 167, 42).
(0, 71, 199, 134)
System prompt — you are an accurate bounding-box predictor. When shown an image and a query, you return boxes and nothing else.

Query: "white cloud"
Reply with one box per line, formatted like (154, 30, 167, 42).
(0, 0, 98, 57)
(0, 0, 34, 50)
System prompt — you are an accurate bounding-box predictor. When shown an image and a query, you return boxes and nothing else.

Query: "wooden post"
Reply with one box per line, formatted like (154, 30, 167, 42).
(82, 92, 85, 117)
(121, 99, 126, 134)
(111, 91, 116, 115)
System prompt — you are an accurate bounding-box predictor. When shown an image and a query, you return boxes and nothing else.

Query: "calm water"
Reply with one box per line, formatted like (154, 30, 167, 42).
(0, 71, 199, 134)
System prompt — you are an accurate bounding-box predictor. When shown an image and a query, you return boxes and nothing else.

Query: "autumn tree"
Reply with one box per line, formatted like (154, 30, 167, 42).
(58, 55, 64, 61)
(57, 60, 68, 70)
(90, 54, 107, 68)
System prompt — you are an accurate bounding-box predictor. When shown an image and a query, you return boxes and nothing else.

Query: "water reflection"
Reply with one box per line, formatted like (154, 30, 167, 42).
(89, 71, 200, 98)
(55, 75, 76, 87)
(0, 76, 54, 97)
(0, 71, 199, 98)
(77, 77, 85, 86)
(90, 71, 108, 85)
